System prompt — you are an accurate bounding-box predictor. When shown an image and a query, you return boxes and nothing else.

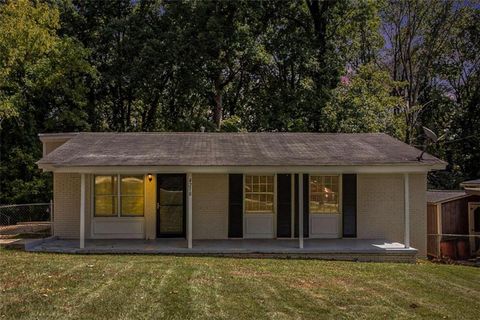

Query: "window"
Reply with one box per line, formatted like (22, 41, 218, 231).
(309, 175, 339, 214)
(120, 176, 144, 216)
(94, 175, 117, 217)
(245, 175, 274, 213)
(94, 175, 144, 217)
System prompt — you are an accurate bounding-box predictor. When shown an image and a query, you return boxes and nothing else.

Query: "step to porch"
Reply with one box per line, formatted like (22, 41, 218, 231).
(27, 238, 418, 263)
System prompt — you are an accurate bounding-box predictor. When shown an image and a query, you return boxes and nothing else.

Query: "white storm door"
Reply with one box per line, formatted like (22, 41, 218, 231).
(309, 214, 340, 238)
(244, 213, 275, 238)
(243, 175, 276, 239)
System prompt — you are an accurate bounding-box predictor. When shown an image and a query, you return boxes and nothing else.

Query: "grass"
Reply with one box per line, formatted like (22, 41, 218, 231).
(1, 250, 479, 320)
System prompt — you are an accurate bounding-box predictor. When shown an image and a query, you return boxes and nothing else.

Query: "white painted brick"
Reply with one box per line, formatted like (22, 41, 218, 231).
(357, 173, 427, 257)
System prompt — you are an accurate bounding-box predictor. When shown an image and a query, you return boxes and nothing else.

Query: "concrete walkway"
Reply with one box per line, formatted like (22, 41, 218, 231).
(28, 238, 417, 262)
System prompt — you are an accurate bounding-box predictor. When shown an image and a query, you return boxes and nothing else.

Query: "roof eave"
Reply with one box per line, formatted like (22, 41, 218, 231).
(460, 181, 480, 187)
(38, 132, 79, 143)
(464, 187, 480, 196)
(37, 163, 445, 174)
(427, 194, 470, 204)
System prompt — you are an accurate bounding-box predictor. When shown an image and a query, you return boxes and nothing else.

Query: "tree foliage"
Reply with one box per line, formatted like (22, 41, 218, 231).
(324, 63, 405, 138)
(0, 0, 94, 203)
(0, 0, 479, 203)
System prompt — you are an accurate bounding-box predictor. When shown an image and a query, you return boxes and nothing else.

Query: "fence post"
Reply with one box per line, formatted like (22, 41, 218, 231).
(50, 199, 54, 236)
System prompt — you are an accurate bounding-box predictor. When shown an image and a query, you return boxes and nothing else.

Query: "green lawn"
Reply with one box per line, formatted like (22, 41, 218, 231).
(1, 250, 479, 319)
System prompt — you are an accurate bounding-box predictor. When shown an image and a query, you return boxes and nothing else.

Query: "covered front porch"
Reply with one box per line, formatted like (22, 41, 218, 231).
(74, 171, 414, 250)
(27, 238, 417, 262)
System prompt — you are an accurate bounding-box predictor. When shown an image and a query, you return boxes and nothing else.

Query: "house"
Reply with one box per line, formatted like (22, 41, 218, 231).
(35, 132, 445, 261)
(427, 181, 480, 259)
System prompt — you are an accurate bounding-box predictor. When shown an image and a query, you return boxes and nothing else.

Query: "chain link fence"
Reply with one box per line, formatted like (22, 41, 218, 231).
(0, 203, 52, 239)
(428, 233, 480, 261)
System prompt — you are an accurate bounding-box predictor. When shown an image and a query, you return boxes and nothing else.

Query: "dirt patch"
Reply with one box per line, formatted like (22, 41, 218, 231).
(0, 222, 50, 238)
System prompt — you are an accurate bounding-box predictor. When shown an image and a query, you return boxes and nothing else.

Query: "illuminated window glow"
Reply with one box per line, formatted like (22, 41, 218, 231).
(94, 175, 144, 217)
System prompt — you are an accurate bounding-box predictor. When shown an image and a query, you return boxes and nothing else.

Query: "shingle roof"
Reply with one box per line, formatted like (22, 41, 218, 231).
(427, 190, 468, 204)
(37, 132, 446, 167)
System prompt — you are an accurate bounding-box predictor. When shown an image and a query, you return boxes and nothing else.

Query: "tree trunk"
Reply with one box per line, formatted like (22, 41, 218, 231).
(213, 84, 223, 129)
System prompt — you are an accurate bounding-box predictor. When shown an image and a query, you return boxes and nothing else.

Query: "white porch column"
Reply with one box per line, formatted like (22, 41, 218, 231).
(80, 173, 85, 249)
(187, 173, 193, 249)
(404, 173, 410, 248)
(290, 174, 295, 239)
(298, 173, 304, 249)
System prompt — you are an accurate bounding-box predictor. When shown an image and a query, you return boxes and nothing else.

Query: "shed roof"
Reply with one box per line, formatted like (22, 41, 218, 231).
(460, 178, 480, 196)
(460, 179, 480, 186)
(427, 190, 469, 204)
(37, 132, 446, 168)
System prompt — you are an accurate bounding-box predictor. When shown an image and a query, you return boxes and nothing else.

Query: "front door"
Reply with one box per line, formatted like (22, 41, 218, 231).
(157, 174, 186, 238)
(468, 202, 480, 255)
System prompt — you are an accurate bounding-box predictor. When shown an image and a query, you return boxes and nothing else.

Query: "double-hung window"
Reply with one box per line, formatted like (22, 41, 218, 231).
(244, 175, 274, 213)
(94, 175, 144, 217)
(309, 175, 339, 214)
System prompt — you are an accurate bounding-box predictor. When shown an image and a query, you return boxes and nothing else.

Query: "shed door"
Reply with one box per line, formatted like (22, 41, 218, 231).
(469, 202, 480, 255)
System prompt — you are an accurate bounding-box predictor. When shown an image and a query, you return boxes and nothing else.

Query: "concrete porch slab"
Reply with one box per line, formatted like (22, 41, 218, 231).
(27, 238, 417, 262)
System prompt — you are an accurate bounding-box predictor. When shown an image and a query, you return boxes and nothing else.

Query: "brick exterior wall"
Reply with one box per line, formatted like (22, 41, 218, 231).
(357, 173, 427, 257)
(52, 172, 427, 257)
(53, 173, 91, 239)
(409, 174, 427, 257)
(192, 174, 229, 239)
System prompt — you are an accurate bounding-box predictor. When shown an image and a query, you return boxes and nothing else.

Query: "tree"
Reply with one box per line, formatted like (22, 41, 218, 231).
(1, 0, 479, 202)
(380, 0, 461, 144)
(324, 63, 405, 137)
(178, 0, 269, 129)
(0, 0, 94, 203)
(0, 0, 60, 124)
(424, 5, 480, 188)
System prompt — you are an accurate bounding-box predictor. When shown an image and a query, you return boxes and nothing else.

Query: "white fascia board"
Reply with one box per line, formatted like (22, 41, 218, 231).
(41, 164, 444, 174)
(38, 133, 79, 143)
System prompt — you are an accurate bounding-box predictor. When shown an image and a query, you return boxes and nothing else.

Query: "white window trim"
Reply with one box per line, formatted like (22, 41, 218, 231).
(308, 174, 343, 239)
(242, 174, 277, 238)
(92, 174, 146, 219)
(308, 174, 341, 215)
(244, 174, 276, 214)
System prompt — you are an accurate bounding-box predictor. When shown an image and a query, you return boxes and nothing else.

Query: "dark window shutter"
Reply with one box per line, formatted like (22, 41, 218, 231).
(276, 174, 292, 237)
(294, 174, 299, 237)
(294, 174, 309, 238)
(228, 174, 243, 238)
(342, 174, 357, 237)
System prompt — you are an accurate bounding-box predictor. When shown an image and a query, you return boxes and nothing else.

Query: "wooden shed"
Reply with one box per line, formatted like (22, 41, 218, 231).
(427, 189, 480, 259)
